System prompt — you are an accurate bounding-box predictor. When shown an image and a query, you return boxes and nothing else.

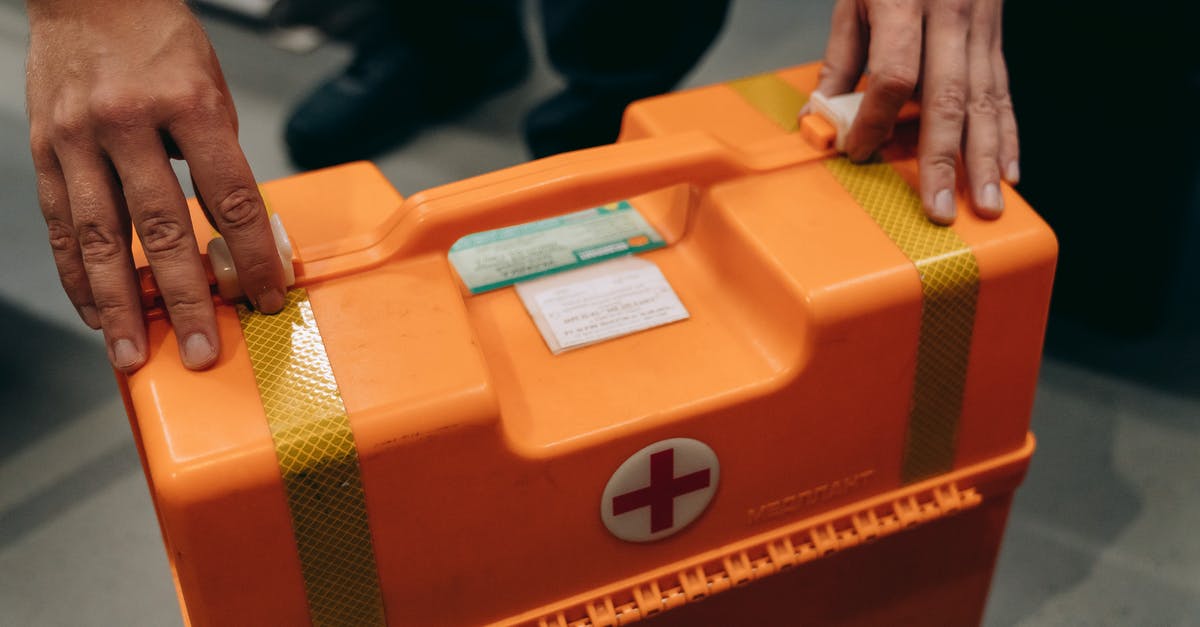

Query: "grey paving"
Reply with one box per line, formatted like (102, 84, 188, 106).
(1, 1, 1197, 625)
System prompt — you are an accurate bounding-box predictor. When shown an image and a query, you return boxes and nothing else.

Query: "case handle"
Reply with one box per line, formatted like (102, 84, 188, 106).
(295, 130, 824, 282)
(391, 131, 812, 257)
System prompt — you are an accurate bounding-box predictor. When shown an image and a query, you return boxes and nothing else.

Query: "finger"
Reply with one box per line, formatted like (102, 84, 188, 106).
(192, 175, 219, 233)
(57, 144, 146, 373)
(105, 129, 219, 370)
(208, 46, 240, 135)
(170, 111, 285, 314)
(31, 134, 100, 329)
(844, 0, 923, 161)
(814, 0, 868, 99)
(917, 0, 971, 224)
(991, 1, 1019, 185)
(964, 0, 1003, 218)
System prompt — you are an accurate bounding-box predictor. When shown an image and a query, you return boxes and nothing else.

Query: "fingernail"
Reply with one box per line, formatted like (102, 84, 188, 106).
(931, 189, 956, 224)
(979, 183, 1004, 213)
(256, 287, 285, 314)
(1005, 160, 1020, 184)
(848, 141, 879, 163)
(112, 339, 142, 370)
(78, 304, 100, 329)
(182, 333, 216, 369)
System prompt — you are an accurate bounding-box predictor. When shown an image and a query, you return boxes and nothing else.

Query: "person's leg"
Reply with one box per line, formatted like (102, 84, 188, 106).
(285, 0, 527, 170)
(1004, 0, 1200, 337)
(526, 0, 730, 158)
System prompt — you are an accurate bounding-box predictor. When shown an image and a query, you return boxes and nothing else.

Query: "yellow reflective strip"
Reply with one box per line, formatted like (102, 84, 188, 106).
(238, 289, 385, 626)
(824, 158, 980, 484)
(727, 73, 808, 132)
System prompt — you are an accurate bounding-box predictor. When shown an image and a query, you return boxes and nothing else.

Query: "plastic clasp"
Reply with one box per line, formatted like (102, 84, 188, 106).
(801, 91, 921, 153)
(805, 92, 864, 152)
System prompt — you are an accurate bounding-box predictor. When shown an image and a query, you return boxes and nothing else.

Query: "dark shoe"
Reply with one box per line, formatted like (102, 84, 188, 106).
(523, 89, 629, 159)
(286, 35, 530, 170)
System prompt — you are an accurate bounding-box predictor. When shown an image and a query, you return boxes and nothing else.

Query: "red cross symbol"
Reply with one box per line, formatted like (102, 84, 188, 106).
(611, 448, 712, 533)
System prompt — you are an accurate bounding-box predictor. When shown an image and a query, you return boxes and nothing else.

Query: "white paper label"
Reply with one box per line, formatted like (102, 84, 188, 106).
(517, 256, 689, 354)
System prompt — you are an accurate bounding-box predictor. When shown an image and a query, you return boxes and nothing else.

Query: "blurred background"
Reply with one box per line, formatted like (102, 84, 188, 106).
(1, 0, 1197, 624)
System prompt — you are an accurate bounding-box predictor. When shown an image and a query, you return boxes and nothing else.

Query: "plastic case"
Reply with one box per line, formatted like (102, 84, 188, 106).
(120, 63, 1056, 626)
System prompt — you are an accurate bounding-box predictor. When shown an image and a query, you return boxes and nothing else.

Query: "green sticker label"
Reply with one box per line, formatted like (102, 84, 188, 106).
(448, 201, 666, 293)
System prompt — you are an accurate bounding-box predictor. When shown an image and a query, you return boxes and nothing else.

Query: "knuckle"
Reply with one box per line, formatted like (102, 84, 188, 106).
(169, 81, 226, 121)
(930, 85, 969, 120)
(45, 217, 78, 254)
(967, 91, 999, 118)
(88, 92, 152, 128)
(93, 294, 136, 321)
(50, 105, 90, 144)
(50, 253, 92, 303)
(76, 221, 125, 265)
(872, 68, 918, 101)
(162, 291, 211, 316)
(994, 93, 1015, 115)
(941, 0, 972, 22)
(922, 151, 959, 173)
(211, 187, 265, 230)
(29, 129, 56, 166)
(138, 212, 192, 256)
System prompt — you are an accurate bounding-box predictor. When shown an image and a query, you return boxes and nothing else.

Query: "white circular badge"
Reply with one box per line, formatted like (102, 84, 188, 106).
(601, 438, 720, 542)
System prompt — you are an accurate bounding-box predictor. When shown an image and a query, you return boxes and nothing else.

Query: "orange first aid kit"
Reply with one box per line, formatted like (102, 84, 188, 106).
(120, 64, 1056, 626)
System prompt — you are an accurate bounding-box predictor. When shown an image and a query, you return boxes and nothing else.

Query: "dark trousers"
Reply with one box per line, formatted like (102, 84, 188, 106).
(1004, 1, 1200, 336)
(386, 0, 731, 155)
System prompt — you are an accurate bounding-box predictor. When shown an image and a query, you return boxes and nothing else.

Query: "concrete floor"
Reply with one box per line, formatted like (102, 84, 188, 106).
(1, 1, 1198, 625)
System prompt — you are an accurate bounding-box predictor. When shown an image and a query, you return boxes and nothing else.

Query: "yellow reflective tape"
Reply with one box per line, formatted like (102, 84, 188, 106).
(727, 72, 808, 132)
(725, 74, 978, 482)
(824, 158, 979, 483)
(238, 289, 385, 626)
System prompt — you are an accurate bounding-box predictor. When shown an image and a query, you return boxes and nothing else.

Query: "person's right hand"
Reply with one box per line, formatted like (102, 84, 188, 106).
(26, 0, 286, 373)
(812, 0, 1018, 225)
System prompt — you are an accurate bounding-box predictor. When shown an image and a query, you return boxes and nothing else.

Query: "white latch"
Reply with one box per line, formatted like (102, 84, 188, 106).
(206, 213, 296, 302)
(808, 91, 864, 153)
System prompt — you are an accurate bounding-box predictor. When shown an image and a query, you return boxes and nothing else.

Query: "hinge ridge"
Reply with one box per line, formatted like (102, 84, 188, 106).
(534, 480, 983, 627)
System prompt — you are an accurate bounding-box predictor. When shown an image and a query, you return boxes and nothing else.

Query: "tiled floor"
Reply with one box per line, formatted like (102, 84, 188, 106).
(1, 1, 1197, 625)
